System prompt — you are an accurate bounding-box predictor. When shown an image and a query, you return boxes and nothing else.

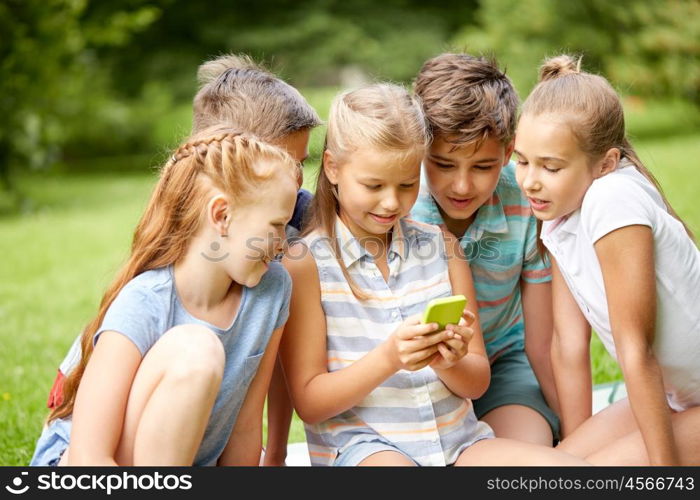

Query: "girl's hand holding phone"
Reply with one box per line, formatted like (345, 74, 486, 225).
(385, 314, 457, 372)
(430, 310, 476, 370)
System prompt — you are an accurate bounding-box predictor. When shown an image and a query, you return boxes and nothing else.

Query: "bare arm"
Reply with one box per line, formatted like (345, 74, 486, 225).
(218, 325, 284, 466)
(279, 243, 452, 425)
(262, 356, 293, 465)
(550, 257, 592, 438)
(595, 224, 678, 465)
(430, 229, 490, 399)
(68, 331, 142, 465)
(521, 279, 560, 415)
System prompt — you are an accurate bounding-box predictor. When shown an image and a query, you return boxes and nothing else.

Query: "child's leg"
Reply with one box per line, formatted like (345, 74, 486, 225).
(333, 441, 418, 466)
(113, 324, 225, 465)
(480, 405, 553, 446)
(585, 406, 700, 466)
(455, 438, 589, 466)
(556, 398, 638, 458)
(358, 451, 417, 466)
(263, 356, 294, 465)
(474, 350, 559, 446)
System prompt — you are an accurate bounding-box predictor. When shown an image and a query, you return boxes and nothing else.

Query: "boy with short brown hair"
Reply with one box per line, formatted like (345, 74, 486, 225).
(411, 53, 560, 445)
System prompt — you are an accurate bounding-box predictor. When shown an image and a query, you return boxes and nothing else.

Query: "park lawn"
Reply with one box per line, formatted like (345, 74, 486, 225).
(1, 131, 698, 466)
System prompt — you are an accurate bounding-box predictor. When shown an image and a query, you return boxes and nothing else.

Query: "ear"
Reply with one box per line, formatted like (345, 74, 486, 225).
(207, 194, 231, 235)
(503, 140, 515, 166)
(323, 149, 339, 185)
(595, 147, 621, 179)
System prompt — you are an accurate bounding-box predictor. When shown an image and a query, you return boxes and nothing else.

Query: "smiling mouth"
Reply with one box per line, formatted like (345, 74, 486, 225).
(447, 196, 473, 207)
(200, 252, 230, 262)
(369, 213, 398, 223)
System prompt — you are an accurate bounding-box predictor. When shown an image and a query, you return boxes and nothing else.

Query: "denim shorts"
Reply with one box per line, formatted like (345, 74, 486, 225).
(472, 349, 560, 441)
(333, 440, 418, 466)
(30, 417, 71, 466)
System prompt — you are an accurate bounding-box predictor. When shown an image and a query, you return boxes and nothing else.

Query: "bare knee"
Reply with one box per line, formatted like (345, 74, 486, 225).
(481, 405, 553, 446)
(160, 324, 225, 384)
(357, 451, 416, 466)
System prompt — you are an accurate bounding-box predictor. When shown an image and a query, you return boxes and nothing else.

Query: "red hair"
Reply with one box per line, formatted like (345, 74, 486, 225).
(48, 127, 297, 423)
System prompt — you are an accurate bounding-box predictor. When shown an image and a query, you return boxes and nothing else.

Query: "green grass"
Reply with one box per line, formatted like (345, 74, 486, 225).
(1, 108, 698, 464)
(0, 172, 156, 465)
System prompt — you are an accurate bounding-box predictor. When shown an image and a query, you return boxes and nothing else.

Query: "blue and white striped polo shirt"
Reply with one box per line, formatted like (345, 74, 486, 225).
(302, 216, 493, 466)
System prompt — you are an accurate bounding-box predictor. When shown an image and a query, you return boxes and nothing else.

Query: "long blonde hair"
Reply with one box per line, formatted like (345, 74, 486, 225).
(48, 127, 298, 423)
(192, 53, 321, 139)
(522, 55, 694, 240)
(303, 83, 430, 299)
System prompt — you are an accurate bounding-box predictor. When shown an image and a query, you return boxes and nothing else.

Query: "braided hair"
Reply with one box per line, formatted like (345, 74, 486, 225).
(48, 126, 298, 422)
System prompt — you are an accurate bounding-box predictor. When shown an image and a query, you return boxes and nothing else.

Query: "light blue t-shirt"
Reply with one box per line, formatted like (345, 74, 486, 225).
(31, 263, 291, 466)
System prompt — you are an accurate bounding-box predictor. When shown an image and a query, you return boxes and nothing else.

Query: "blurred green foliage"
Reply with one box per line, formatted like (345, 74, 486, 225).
(1, 0, 699, 205)
(453, 0, 700, 103)
(0, 0, 160, 192)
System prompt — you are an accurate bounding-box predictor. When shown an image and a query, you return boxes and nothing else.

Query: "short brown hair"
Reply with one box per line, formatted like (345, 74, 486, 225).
(192, 54, 321, 140)
(413, 53, 518, 149)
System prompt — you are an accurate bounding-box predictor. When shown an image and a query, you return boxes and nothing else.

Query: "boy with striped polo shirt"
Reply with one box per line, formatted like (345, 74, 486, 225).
(411, 53, 560, 445)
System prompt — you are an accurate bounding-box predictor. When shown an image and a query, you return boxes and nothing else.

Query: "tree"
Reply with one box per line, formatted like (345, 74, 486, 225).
(452, 0, 700, 102)
(0, 0, 159, 194)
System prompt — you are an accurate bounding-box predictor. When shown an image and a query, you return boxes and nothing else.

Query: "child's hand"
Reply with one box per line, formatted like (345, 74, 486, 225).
(385, 314, 456, 372)
(430, 310, 475, 371)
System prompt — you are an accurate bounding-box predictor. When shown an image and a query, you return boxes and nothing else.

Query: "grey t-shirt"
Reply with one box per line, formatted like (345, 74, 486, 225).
(32, 263, 291, 466)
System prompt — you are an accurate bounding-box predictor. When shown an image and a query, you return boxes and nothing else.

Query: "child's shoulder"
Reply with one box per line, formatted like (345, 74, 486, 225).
(128, 266, 172, 287)
(264, 260, 291, 279)
(256, 261, 291, 292)
(400, 218, 449, 256)
(401, 217, 443, 239)
(100, 268, 173, 335)
(118, 267, 172, 303)
(583, 165, 661, 212)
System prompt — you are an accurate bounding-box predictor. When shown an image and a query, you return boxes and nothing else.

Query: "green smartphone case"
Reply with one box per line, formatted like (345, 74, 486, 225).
(421, 295, 467, 330)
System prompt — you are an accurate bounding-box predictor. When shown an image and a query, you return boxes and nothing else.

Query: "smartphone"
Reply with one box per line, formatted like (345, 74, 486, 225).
(421, 295, 467, 331)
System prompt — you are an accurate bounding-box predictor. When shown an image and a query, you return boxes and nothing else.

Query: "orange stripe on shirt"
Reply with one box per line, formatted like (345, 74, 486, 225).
(380, 403, 470, 436)
(323, 278, 450, 301)
(323, 420, 366, 432)
(477, 293, 512, 309)
(483, 194, 500, 206)
(522, 268, 551, 280)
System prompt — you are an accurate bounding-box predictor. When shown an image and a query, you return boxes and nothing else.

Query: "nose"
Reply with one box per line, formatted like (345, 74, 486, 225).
(521, 165, 541, 193)
(452, 171, 472, 196)
(381, 188, 400, 213)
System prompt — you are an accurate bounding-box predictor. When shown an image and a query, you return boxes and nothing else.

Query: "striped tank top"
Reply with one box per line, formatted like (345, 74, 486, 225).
(302, 216, 493, 466)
